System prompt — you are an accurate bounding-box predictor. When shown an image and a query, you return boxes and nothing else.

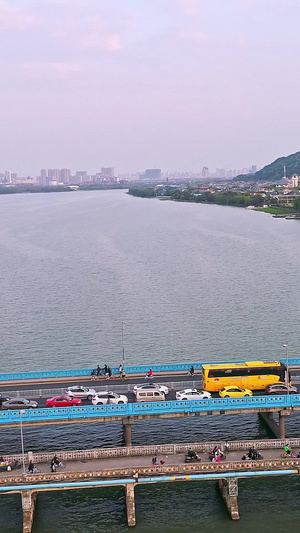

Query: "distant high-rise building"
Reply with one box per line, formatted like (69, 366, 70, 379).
(250, 165, 257, 174)
(53, 169, 60, 180)
(101, 167, 114, 179)
(202, 166, 209, 179)
(60, 168, 71, 183)
(41, 169, 47, 179)
(48, 169, 54, 178)
(4, 170, 11, 183)
(145, 168, 161, 180)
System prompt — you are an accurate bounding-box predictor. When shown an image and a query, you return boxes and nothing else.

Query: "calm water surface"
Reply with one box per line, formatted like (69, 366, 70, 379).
(0, 190, 299, 532)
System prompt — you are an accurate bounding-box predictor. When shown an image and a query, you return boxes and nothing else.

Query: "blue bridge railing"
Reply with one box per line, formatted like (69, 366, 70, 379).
(0, 358, 299, 383)
(0, 394, 299, 425)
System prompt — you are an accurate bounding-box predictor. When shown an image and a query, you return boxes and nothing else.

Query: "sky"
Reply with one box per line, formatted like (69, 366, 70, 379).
(1, 0, 300, 176)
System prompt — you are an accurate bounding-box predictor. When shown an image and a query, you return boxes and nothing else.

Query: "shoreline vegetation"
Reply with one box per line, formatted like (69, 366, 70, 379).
(127, 187, 300, 217)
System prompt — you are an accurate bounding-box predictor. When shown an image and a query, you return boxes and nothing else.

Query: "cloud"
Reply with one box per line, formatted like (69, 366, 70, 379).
(80, 33, 122, 52)
(77, 15, 123, 52)
(21, 62, 83, 79)
(0, 0, 39, 30)
(175, 0, 204, 16)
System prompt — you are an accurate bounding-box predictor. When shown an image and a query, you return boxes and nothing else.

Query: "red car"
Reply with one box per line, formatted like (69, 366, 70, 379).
(46, 395, 82, 407)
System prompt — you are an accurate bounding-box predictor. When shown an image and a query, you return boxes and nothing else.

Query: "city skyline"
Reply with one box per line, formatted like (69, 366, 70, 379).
(0, 163, 258, 185)
(1, 1, 300, 174)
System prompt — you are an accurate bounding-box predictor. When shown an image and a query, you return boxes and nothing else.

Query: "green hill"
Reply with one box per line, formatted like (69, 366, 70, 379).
(234, 150, 300, 182)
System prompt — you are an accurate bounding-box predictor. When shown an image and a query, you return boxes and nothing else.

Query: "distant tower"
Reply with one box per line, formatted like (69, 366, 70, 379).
(283, 166, 287, 179)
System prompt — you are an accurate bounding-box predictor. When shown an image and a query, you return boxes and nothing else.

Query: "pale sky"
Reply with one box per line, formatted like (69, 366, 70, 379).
(1, 0, 300, 175)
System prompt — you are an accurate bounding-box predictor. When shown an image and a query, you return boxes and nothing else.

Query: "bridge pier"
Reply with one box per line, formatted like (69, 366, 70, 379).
(123, 417, 133, 447)
(22, 490, 38, 533)
(218, 478, 239, 520)
(259, 410, 290, 439)
(125, 484, 136, 526)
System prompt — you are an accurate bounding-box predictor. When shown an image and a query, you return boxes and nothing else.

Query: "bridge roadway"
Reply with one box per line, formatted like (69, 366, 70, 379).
(1, 438, 300, 531)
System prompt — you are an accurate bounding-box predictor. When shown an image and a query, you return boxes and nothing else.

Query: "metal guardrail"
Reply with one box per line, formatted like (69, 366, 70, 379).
(0, 394, 299, 425)
(0, 357, 299, 382)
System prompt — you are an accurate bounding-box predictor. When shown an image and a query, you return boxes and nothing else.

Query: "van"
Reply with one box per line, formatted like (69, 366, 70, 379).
(135, 389, 165, 402)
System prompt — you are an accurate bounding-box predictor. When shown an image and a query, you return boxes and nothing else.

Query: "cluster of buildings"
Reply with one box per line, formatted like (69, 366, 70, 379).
(0, 166, 259, 187)
(200, 165, 257, 180)
(38, 167, 117, 186)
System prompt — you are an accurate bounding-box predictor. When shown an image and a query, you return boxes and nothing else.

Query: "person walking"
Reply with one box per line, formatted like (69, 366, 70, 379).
(119, 364, 123, 377)
(224, 441, 230, 453)
(96, 365, 101, 377)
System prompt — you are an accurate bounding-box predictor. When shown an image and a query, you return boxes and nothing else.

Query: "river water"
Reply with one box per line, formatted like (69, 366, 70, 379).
(0, 190, 299, 532)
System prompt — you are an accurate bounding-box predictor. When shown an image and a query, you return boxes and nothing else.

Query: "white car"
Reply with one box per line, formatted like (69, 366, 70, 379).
(133, 383, 169, 396)
(92, 391, 128, 405)
(176, 389, 211, 401)
(65, 386, 96, 401)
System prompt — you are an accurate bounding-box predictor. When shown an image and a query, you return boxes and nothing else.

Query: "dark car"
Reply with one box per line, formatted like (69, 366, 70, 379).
(0, 394, 10, 406)
(1, 398, 38, 410)
(266, 383, 297, 395)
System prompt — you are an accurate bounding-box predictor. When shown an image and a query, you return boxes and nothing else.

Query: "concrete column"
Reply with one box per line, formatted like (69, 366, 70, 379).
(259, 412, 280, 438)
(218, 478, 240, 520)
(125, 484, 136, 527)
(22, 491, 38, 533)
(122, 417, 133, 447)
(259, 411, 288, 439)
(279, 412, 285, 439)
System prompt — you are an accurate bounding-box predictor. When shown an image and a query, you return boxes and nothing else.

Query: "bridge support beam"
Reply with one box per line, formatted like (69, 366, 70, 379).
(125, 484, 136, 527)
(218, 478, 239, 520)
(259, 411, 290, 439)
(22, 490, 38, 533)
(122, 417, 133, 447)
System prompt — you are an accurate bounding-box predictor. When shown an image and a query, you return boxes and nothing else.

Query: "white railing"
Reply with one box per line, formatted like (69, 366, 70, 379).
(2, 437, 300, 464)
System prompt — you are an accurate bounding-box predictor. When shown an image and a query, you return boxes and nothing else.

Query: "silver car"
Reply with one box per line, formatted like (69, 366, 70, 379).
(65, 386, 96, 401)
(133, 383, 169, 395)
(92, 391, 128, 405)
(1, 398, 38, 410)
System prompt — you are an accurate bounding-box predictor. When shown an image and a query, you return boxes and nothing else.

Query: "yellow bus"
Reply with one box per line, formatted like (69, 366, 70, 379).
(202, 361, 289, 392)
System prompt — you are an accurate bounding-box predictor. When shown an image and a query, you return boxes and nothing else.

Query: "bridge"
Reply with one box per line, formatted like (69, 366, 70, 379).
(0, 394, 298, 440)
(1, 438, 300, 532)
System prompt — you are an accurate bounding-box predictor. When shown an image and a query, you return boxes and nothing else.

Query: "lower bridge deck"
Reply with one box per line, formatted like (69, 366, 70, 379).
(1, 439, 300, 532)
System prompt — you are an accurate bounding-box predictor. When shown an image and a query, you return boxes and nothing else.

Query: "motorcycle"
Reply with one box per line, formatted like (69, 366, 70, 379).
(208, 450, 226, 462)
(185, 453, 201, 463)
(242, 451, 263, 460)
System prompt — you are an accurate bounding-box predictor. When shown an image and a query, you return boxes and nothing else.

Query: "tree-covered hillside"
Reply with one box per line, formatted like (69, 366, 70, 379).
(234, 151, 300, 182)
